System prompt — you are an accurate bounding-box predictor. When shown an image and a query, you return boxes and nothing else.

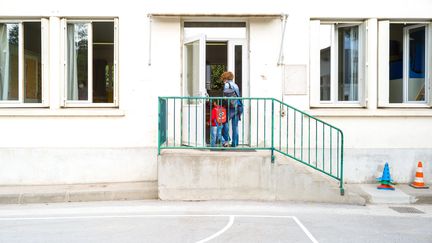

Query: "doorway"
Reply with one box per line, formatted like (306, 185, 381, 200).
(182, 22, 248, 146)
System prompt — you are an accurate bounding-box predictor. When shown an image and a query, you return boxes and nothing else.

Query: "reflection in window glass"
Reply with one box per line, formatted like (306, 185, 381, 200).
(0, 23, 19, 100)
(185, 40, 199, 98)
(389, 24, 404, 103)
(235, 45, 242, 94)
(408, 26, 425, 102)
(93, 22, 114, 103)
(67, 23, 88, 101)
(320, 25, 331, 101)
(24, 22, 42, 103)
(389, 24, 426, 103)
(338, 26, 359, 101)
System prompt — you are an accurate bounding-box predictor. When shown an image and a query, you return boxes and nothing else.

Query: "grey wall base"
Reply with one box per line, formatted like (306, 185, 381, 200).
(0, 181, 157, 204)
(158, 150, 365, 205)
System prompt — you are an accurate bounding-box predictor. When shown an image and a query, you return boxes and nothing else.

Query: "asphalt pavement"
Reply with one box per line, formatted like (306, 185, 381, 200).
(0, 200, 431, 243)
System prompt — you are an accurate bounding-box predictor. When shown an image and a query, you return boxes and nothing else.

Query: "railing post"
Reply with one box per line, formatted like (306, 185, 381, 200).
(271, 99, 275, 163)
(340, 132, 345, 196)
(157, 97, 161, 155)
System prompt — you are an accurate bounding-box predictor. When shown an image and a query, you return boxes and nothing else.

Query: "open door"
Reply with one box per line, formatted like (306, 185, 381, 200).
(182, 35, 207, 146)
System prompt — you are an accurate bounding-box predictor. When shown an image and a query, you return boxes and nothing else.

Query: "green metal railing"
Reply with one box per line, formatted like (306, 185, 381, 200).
(158, 96, 344, 195)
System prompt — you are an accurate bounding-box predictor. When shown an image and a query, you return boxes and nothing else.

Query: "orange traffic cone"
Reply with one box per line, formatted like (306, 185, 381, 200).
(410, 161, 429, 189)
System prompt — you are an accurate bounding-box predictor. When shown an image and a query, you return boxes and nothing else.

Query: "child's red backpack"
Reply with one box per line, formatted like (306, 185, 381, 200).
(215, 106, 227, 124)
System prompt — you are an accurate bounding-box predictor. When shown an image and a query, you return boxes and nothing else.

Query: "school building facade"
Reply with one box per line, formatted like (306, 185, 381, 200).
(0, 0, 431, 193)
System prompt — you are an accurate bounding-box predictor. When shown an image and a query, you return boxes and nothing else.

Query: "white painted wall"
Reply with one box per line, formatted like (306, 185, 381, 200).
(0, 0, 431, 185)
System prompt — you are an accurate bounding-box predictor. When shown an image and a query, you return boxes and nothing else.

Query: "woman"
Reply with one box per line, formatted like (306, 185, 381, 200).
(220, 71, 242, 147)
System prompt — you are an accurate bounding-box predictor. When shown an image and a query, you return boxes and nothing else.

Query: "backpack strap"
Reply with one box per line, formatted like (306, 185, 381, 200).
(228, 82, 239, 97)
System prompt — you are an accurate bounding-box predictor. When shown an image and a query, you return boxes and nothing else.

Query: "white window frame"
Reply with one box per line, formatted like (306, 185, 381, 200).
(0, 19, 49, 108)
(61, 18, 119, 108)
(310, 20, 367, 108)
(378, 20, 432, 107)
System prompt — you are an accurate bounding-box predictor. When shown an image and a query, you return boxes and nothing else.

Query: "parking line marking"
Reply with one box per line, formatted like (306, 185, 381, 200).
(195, 215, 234, 243)
(0, 214, 318, 242)
(0, 214, 293, 221)
(292, 216, 319, 243)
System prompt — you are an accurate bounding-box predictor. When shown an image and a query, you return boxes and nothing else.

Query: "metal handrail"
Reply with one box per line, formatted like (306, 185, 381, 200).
(158, 96, 344, 195)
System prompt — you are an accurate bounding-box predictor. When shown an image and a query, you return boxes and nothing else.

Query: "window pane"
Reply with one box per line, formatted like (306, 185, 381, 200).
(67, 23, 88, 101)
(0, 23, 19, 101)
(93, 22, 114, 103)
(320, 25, 331, 101)
(24, 22, 42, 103)
(235, 45, 242, 94)
(408, 26, 425, 101)
(389, 24, 404, 103)
(205, 42, 227, 96)
(185, 40, 200, 97)
(338, 26, 359, 101)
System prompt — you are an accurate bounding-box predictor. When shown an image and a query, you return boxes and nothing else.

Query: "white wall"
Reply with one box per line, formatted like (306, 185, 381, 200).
(0, 0, 431, 185)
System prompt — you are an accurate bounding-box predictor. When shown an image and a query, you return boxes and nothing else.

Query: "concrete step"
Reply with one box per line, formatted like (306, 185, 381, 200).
(158, 149, 365, 205)
(0, 181, 157, 204)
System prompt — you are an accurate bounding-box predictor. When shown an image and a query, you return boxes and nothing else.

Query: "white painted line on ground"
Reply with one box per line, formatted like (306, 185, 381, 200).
(195, 215, 234, 243)
(0, 214, 294, 221)
(292, 216, 319, 243)
(0, 214, 317, 242)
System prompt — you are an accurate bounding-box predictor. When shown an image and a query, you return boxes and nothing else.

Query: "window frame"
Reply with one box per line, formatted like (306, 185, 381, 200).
(61, 18, 119, 108)
(378, 20, 432, 108)
(0, 18, 49, 108)
(310, 20, 367, 108)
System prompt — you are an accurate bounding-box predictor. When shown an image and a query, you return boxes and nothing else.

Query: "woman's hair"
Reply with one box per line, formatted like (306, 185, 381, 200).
(220, 71, 234, 81)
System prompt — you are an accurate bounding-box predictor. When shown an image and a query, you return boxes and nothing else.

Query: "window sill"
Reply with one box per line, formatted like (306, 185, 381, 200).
(0, 108, 125, 117)
(378, 103, 430, 108)
(310, 104, 365, 108)
(308, 108, 432, 117)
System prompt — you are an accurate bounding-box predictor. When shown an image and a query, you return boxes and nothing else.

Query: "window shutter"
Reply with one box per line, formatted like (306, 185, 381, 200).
(378, 20, 390, 107)
(309, 20, 320, 107)
(41, 18, 49, 106)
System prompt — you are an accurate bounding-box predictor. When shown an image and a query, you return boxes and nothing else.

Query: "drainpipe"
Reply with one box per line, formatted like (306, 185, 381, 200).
(148, 14, 152, 66)
(277, 14, 289, 66)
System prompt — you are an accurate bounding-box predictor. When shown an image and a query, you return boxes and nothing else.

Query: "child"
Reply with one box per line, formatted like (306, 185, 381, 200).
(209, 101, 227, 147)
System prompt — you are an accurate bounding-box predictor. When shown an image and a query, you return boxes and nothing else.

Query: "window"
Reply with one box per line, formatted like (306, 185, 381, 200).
(62, 19, 118, 107)
(0, 19, 48, 107)
(310, 20, 366, 107)
(378, 21, 432, 107)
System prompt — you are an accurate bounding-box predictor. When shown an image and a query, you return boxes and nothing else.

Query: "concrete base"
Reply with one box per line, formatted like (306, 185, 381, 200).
(350, 183, 432, 204)
(0, 181, 157, 204)
(158, 149, 365, 205)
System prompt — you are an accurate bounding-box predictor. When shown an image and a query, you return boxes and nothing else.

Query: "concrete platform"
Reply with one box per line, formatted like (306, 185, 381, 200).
(158, 149, 366, 205)
(348, 183, 432, 204)
(0, 181, 157, 204)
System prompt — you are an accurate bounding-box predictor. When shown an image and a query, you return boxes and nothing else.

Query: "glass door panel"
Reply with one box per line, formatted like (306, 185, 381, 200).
(182, 35, 206, 146)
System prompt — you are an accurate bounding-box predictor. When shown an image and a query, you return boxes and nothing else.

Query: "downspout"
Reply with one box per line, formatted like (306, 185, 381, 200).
(278, 14, 289, 110)
(277, 14, 289, 65)
(148, 14, 152, 66)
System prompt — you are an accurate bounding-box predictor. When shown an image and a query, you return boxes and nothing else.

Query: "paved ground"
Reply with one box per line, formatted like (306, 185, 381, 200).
(0, 200, 431, 243)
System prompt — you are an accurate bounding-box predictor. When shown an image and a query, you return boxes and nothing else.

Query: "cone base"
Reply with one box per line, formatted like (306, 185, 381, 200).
(377, 184, 395, 190)
(377, 180, 393, 185)
(410, 183, 429, 189)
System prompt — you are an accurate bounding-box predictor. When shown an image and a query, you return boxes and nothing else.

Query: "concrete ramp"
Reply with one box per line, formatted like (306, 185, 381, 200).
(158, 150, 365, 204)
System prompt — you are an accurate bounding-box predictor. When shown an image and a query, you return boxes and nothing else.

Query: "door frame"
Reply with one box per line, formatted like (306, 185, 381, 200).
(181, 21, 250, 145)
